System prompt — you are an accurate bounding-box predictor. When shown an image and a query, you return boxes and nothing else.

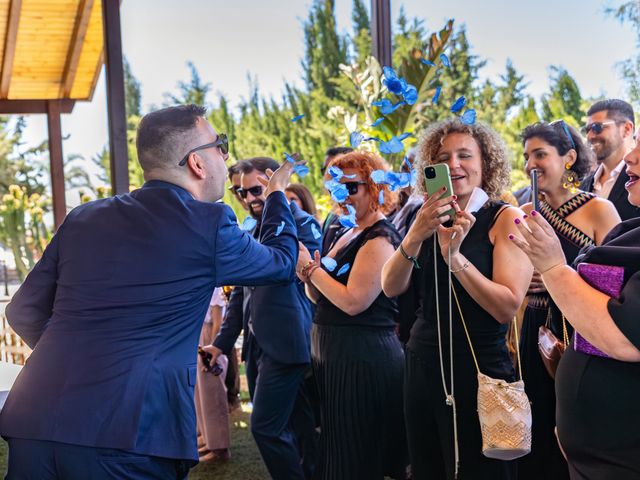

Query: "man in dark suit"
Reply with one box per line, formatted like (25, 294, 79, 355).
(0, 104, 301, 479)
(581, 99, 640, 220)
(211, 157, 321, 479)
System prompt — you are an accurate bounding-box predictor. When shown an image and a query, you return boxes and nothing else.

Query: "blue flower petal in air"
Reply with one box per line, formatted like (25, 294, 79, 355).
(403, 156, 412, 170)
(284, 152, 296, 163)
(440, 53, 451, 68)
(350, 131, 364, 148)
(450, 96, 467, 113)
(371, 117, 385, 127)
(321, 256, 337, 272)
(410, 169, 418, 187)
(293, 164, 309, 178)
(275, 221, 285, 236)
(371, 170, 387, 184)
(241, 217, 257, 231)
(420, 58, 436, 67)
(432, 87, 442, 105)
(378, 190, 385, 205)
(460, 109, 477, 125)
(338, 214, 358, 228)
(345, 204, 356, 216)
(403, 85, 418, 105)
(291, 114, 304, 122)
(398, 132, 412, 141)
(382, 66, 405, 96)
(379, 136, 405, 155)
(328, 166, 344, 181)
(331, 184, 349, 203)
(337, 263, 351, 276)
(311, 224, 322, 240)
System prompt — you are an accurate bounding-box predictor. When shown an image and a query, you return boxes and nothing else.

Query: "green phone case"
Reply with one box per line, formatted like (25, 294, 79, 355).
(423, 163, 456, 219)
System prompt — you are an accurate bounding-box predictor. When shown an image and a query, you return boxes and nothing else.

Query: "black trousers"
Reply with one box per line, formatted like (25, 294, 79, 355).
(404, 347, 516, 480)
(5, 438, 191, 480)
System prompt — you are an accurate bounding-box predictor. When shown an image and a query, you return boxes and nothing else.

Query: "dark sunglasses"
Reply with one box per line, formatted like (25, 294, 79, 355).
(550, 119, 576, 149)
(237, 185, 263, 199)
(178, 133, 229, 166)
(228, 185, 241, 195)
(344, 181, 367, 195)
(582, 121, 618, 135)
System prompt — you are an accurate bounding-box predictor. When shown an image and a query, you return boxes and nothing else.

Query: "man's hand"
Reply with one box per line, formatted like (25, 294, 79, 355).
(258, 153, 306, 197)
(200, 344, 222, 371)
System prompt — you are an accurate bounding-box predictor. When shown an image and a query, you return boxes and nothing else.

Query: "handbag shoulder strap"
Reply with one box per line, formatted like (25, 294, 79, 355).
(451, 283, 523, 381)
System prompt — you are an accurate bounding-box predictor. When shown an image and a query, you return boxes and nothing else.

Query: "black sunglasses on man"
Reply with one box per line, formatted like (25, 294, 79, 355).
(236, 185, 264, 199)
(582, 121, 619, 135)
(178, 133, 229, 166)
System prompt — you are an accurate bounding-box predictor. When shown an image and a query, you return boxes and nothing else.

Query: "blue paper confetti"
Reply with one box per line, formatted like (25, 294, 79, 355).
(460, 109, 477, 125)
(328, 166, 344, 180)
(432, 86, 442, 105)
(301, 216, 313, 226)
(275, 221, 285, 236)
(311, 224, 322, 240)
(382, 66, 406, 96)
(293, 164, 310, 178)
(241, 217, 257, 231)
(450, 96, 467, 113)
(371, 117, 384, 127)
(371, 170, 386, 184)
(345, 205, 356, 216)
(350, 131, 364, 148)
(403, 85, 418, 105)
(403, 156, 412, 170)
(330, 184, 349, 203)
(372, 99, 405, 115)
(337, 263, 351, 276)
(284, 152, 296, 163)
(378, 190, 385, 205)
(338, 214, 358, 228)
(291, 114, 305, 122)
(440, 53, 451, 68)
(321, 256, 337, 272)
(420, 58, 436, 67)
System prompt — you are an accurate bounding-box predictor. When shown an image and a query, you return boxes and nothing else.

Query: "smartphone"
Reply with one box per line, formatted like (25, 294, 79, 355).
(424, 164, 456, 220)
(530, 169, 540, 211)
(198, 346, 223, 376)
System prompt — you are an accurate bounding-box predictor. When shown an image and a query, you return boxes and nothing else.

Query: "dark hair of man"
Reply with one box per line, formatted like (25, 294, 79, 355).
(136, 104, 207, 172)
(239, 157, 280, 175)
(587, 99, 635, 126)
(325, 146, 354, 158)
(285, 183, 318, 217)
(521, 122, 594, 181)
(227, 162, 247, 182)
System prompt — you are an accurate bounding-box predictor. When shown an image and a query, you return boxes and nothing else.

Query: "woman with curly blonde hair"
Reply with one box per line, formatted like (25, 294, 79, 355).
(382, 119, 533, 479)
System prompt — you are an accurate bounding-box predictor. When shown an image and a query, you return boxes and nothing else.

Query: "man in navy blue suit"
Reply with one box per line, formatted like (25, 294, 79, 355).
(0, 104, 302, 479)
(210, 157, 321, 479)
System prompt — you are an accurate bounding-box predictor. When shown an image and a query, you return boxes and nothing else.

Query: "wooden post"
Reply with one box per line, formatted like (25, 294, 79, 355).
(46, 100, 66, 230)
(371, 0, 392, 67)
(102, 0, 129, 195)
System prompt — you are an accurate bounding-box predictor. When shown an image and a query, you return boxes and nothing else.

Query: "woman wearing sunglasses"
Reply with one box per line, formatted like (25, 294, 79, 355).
(517, 121, 620, 480)
(296, 151, 407, 479)
(382, 119, 532, 479)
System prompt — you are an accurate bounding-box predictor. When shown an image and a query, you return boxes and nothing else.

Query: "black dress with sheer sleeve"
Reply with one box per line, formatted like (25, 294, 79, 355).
(556, 218, 640, 480)
(312, 219, 407, 480)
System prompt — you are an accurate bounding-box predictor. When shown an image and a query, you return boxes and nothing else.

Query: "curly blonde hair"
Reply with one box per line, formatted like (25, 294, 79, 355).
(415, 119, 511, 201)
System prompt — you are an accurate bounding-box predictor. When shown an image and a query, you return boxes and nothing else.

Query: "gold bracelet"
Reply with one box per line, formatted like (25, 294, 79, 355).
(450, 260, 470, 273)
(539, 262, 565, 276)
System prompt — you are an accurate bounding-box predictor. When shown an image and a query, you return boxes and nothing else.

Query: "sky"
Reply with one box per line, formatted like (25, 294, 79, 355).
(17, 0, 639, 201)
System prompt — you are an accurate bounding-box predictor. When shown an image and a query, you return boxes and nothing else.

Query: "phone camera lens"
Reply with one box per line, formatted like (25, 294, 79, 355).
(425, 167, 436, 179)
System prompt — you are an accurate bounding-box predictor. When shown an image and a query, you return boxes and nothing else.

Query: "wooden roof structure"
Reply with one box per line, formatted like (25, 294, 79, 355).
(0, 0, 128, 229)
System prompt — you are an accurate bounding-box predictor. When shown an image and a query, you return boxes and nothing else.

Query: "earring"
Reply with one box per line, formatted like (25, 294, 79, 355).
(562, 162, 580, 193)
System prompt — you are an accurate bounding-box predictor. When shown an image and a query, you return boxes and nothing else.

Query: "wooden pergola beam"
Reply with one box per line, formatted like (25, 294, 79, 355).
(0, 0, 22, 99)
(0, 99, 75, 114)
(60, 0, 95, 98)
(46, 100, 66, 230)
(371, 0, 392, 67)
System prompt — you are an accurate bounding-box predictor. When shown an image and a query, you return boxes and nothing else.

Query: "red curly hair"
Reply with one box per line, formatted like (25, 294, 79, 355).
(324, 151, 397, 215)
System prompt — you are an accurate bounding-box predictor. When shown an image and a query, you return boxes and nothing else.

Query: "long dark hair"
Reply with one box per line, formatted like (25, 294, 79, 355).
(285, 183, 317, 218)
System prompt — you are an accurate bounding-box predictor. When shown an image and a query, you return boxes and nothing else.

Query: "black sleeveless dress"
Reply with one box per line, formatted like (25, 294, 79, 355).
(405, 202, 516, 480)
(312, 219, 407, 480)
(518, 193, 596, 480)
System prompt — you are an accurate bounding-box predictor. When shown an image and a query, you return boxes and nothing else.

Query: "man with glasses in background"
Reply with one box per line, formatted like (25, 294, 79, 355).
(0, 104, 302, 479)
(581, 98, 640, 220)
(210, 156, 321, 479)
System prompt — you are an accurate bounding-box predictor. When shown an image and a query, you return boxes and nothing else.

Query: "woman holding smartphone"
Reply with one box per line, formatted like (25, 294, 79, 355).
(382, 119, 532, 479)
(518, 121, 620, 480)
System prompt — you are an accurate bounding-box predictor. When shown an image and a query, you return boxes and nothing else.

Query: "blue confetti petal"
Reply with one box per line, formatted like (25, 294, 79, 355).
(311, 224, 322, 239)
(328, 165, 344, 180)
(420, 58, 436, 67)
(398, 132, 412, 141)
(403, 85, 418, 105)
(321, 256, 337, 272)
(403, 156, 412, 169)
(241, 217, 257, 231)
(293, 164, 309, 178)
(450, 96, 467, 113)
(371, 117, 384, 127)
(382, 66, 405, 96)
(338, 214, 358, 228)
(371, 170, 387, 184)
(410, 169, 418, 187)
(275, 221, 285, 236)
(350, 131, 364, 148)
(345, 204, 356, 216)
(337, 263, 351, 276)
(291, 114, 305, 122)
(301, 216, 313, 226)
(330, 184, 349, 203)
(432, 86, 442, 104)
(284, 152, 296, 163)
(379, 136, 405, 155)
(460, 109, 477, 125)
(378, 190, 385, 205)
(440, 53, 451, 68)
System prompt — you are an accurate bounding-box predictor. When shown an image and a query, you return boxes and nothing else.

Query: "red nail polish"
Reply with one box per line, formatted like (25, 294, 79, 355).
(508, 234, 514, 240)
(531, 210, 537, 216)
(523, 214, 528, 219)
(514, 218, 521, 225)
(453, 195, 457, 200)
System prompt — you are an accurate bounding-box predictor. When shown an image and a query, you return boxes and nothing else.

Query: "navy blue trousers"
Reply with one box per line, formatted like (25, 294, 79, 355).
(5, 438, 191, 480)
(245, 337, 313, 480)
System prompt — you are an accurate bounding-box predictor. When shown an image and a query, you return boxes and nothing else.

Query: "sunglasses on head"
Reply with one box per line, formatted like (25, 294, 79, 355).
(550, 119, 576, 149)
(237, 185, 263, 199)
(178, 133, 229, 166)
(582, 121, 618, 135)
(344, 181, 367, 195)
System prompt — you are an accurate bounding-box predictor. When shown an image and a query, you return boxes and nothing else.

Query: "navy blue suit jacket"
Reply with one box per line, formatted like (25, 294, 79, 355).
(0, 181, 298, 462)
(581, 169, 640, 221)
(214, 202, 321, 365)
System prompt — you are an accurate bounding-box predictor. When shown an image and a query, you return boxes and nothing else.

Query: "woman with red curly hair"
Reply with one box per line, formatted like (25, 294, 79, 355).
(297, 151, 408, 479)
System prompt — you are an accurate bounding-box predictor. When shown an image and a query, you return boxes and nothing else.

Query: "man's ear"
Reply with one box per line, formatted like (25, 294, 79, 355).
(187, 153, 207, 180)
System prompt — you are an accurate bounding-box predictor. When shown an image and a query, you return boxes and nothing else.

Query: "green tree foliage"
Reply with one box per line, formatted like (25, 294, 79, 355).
(606, 1, 640, 109)
(540, 66, 584, 127)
